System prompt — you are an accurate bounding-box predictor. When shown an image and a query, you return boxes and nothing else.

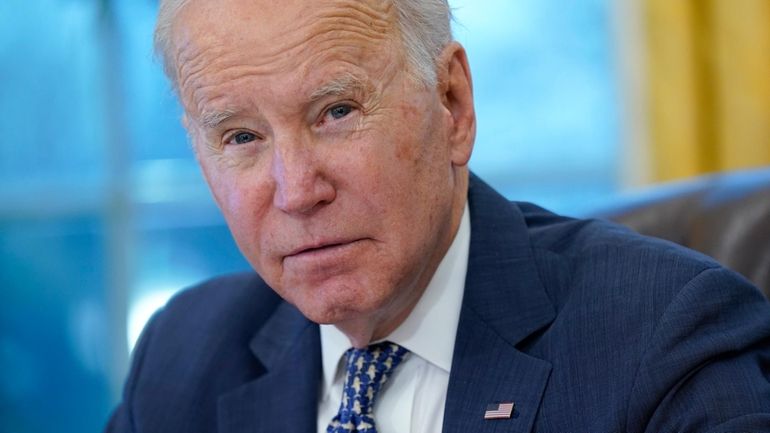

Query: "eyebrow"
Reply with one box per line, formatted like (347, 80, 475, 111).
(309, 73, 370, 102)
(200, 109, 237, 130)
(197, 74, 370, 129)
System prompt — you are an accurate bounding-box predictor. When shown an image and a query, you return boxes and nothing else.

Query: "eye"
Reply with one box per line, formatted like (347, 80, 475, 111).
(327, 104, 353, 120)
(227, 131, 258, 145)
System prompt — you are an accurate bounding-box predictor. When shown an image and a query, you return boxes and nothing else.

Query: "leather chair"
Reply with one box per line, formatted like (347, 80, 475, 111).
(595, 167, 770, 299)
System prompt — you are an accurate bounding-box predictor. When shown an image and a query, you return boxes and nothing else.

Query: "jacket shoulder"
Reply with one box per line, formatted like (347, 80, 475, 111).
(516, 201, 728, 340)
(515, 203, 770, 432)
(114, 272, 283, 432)
(158, 272, 282, 333)
(519, 202, 715, 262)
(518, 201, 722, 288)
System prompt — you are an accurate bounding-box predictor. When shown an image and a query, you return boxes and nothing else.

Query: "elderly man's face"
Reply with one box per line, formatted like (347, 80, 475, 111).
(172, 0, 474, 343)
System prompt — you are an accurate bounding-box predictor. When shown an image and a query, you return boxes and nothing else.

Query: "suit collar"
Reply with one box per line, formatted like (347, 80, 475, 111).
(442, 174, 555, 433)
(218, 302, 321, 433)
(248, 301, 316, 370)
(462, 174, 555, 346)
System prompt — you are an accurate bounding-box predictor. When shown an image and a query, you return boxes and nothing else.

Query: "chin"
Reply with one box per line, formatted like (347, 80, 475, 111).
(296, 302, 362, 326)
(291, 285, 386, 327)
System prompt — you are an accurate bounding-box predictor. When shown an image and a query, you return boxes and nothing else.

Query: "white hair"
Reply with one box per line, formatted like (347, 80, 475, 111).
(153, 0, 452, 88)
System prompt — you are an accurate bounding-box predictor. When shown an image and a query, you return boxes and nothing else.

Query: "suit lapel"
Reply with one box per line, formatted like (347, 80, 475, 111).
(443, 176, 555, 433)
(218, 302, 321, 433)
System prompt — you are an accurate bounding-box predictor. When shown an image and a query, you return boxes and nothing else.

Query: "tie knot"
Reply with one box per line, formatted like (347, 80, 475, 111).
(327, 342, 409, 433)
(345, 341, 408, 381)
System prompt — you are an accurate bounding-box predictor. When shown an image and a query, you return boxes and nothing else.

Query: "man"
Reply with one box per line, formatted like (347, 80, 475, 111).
(107, 0, 770, 432)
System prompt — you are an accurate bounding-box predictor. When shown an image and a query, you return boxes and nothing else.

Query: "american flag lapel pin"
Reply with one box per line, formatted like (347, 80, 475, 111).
(484, 401, 515, 420)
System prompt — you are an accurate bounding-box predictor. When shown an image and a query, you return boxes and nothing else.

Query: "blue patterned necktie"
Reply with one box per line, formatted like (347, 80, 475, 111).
(327, 342, 409, 433)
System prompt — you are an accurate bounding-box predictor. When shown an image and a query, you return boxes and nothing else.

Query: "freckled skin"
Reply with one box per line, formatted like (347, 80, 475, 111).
(172, 0, 476, 347)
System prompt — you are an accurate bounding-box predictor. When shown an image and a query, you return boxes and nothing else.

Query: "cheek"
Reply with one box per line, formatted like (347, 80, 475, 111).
(220, 182, 270, 238)
(199, 152, 264, 216)
(219, 184, 281, 278)
(200, 159, 272, 256)
(202, 164, 239, 218)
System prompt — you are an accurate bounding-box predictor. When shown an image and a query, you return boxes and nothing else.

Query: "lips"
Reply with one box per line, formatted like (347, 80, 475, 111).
(284, 238, 363, 259)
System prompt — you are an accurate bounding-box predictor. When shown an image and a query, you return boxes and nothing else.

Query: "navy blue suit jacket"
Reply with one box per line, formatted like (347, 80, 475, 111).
(107, 176, 770, 432)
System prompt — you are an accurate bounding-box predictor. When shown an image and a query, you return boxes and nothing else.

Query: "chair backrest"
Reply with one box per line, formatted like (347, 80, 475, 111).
(596, 168, 770, 299)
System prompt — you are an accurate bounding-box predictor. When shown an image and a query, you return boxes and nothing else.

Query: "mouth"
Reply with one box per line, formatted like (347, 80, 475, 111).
(285, 238, 364, 259)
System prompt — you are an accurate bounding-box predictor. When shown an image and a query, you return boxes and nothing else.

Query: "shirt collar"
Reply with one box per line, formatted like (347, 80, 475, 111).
(320, 204, 470, 392)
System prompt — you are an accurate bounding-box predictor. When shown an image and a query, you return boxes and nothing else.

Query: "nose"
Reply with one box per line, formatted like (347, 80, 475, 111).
(270, 139, 336, 215)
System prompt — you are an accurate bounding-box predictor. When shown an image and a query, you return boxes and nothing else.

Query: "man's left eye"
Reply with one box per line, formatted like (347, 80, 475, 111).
(328, 104, 353, 120)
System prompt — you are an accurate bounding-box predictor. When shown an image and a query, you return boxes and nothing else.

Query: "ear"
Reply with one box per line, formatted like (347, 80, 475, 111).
(436, 42, 476, 167)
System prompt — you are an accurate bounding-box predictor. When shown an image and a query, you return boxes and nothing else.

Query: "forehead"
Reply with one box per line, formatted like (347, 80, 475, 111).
(171, 0, 399, 110)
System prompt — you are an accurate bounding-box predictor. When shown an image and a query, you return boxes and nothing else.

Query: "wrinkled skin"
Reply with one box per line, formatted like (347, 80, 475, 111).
(171, 0, 476, 347)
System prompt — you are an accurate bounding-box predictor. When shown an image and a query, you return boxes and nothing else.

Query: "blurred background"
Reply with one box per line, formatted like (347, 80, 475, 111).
(1, 0, 768, 431)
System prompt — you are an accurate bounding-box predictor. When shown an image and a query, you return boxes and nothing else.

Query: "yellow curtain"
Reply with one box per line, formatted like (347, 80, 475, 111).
(645, 0, 770, 181)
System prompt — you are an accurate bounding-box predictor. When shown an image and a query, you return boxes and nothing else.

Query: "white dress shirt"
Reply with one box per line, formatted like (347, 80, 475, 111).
(317, 205, 470, 433)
